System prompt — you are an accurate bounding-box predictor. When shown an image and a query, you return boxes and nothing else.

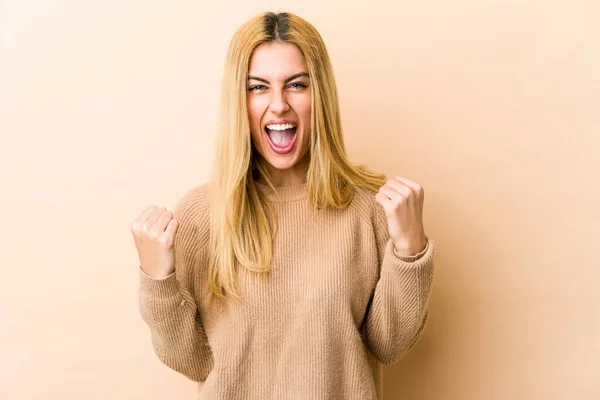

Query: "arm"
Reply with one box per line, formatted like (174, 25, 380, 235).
(139, 271, 213, 381)
(138, 187, 213, 381)
(361, 207, 435, 365)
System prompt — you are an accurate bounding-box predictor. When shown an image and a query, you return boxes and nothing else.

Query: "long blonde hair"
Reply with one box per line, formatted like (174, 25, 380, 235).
(208, 12, 385, 301)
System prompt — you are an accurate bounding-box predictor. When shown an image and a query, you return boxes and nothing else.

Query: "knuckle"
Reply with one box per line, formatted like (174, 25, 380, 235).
(132, 222, 144, 233)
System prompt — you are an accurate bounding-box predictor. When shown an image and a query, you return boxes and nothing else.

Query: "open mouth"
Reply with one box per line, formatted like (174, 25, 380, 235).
(264, 123, 297, 154)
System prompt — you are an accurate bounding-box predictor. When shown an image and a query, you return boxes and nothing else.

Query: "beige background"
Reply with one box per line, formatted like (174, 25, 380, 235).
(1, 0, 599, 399)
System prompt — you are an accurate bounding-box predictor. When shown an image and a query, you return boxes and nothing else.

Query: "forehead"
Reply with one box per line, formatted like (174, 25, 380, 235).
(248, 42, 308, 79)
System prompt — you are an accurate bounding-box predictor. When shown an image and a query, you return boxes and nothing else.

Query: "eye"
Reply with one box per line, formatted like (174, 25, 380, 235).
(249, 85, 267, 92)
(288, 82, 308, 90)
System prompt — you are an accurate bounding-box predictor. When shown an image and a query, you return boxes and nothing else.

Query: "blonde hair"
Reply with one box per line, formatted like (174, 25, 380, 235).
(208, 12, 385, 301)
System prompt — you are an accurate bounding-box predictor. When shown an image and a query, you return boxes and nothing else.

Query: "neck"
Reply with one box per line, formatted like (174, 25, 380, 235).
(255, 154, 309, 186)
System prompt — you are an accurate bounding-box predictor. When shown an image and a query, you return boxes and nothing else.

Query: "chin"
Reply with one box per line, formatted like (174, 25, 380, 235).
(264, 154, 300, 171)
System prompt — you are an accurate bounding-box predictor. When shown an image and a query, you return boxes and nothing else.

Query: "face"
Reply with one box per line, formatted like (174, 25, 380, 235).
(247, 42, 312, 185)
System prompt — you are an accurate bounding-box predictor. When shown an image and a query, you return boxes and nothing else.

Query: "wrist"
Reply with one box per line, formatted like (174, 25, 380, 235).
(393, 237, 427, 256)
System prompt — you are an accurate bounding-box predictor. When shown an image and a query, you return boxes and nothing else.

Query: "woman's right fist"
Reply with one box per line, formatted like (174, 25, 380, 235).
(131, 205, 179, 279)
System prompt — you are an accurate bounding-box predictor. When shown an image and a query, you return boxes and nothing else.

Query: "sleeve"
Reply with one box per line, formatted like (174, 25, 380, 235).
(361, 205, 436, 365)
(138, 187, 214, 382)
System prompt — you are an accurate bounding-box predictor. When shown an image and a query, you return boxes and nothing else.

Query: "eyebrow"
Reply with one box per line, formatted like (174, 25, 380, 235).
(248, 72, 309, 84)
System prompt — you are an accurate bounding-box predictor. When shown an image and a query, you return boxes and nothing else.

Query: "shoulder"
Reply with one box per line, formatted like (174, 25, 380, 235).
(349, 185, 387, 231)
(173, 183, 211, 246)
(174, 183, 210, 213)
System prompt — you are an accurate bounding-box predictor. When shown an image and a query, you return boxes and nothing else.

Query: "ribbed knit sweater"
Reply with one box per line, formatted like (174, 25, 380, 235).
(139, 181, 436, 400)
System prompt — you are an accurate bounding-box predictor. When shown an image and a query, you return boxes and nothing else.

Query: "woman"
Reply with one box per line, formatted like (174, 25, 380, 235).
(131, 11, 435, 400)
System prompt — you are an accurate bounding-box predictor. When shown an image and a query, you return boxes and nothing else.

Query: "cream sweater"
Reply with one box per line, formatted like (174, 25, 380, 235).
(139, 181, 435, 399)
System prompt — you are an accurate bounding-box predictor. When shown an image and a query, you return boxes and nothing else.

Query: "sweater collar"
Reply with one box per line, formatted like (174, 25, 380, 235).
(254, 180, 308, 202)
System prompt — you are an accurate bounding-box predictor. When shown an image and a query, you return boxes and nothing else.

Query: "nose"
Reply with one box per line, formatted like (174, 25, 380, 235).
(268, 89, 290, 114)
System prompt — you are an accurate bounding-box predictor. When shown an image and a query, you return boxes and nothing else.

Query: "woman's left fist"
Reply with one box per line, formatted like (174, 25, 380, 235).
(375, 176, 427, 256)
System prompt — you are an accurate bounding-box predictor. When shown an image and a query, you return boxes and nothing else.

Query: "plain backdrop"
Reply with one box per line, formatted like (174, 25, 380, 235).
(1, 1, 599, 399)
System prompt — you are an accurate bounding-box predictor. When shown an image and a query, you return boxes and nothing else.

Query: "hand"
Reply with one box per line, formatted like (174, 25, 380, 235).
(375, 176, 427, 256)
(130, 205, 179, 279)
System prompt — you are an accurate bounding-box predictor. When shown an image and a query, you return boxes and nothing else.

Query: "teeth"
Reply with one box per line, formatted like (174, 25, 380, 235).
(266, 123, 296, 131)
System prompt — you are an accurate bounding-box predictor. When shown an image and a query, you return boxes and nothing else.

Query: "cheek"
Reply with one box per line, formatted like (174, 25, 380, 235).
(292, 96, 312, 129)
(248, 97, 267, 130)
(250, 128, 262, 146)
(297, 101, 312, 148)
(248, 106, 263, 146)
